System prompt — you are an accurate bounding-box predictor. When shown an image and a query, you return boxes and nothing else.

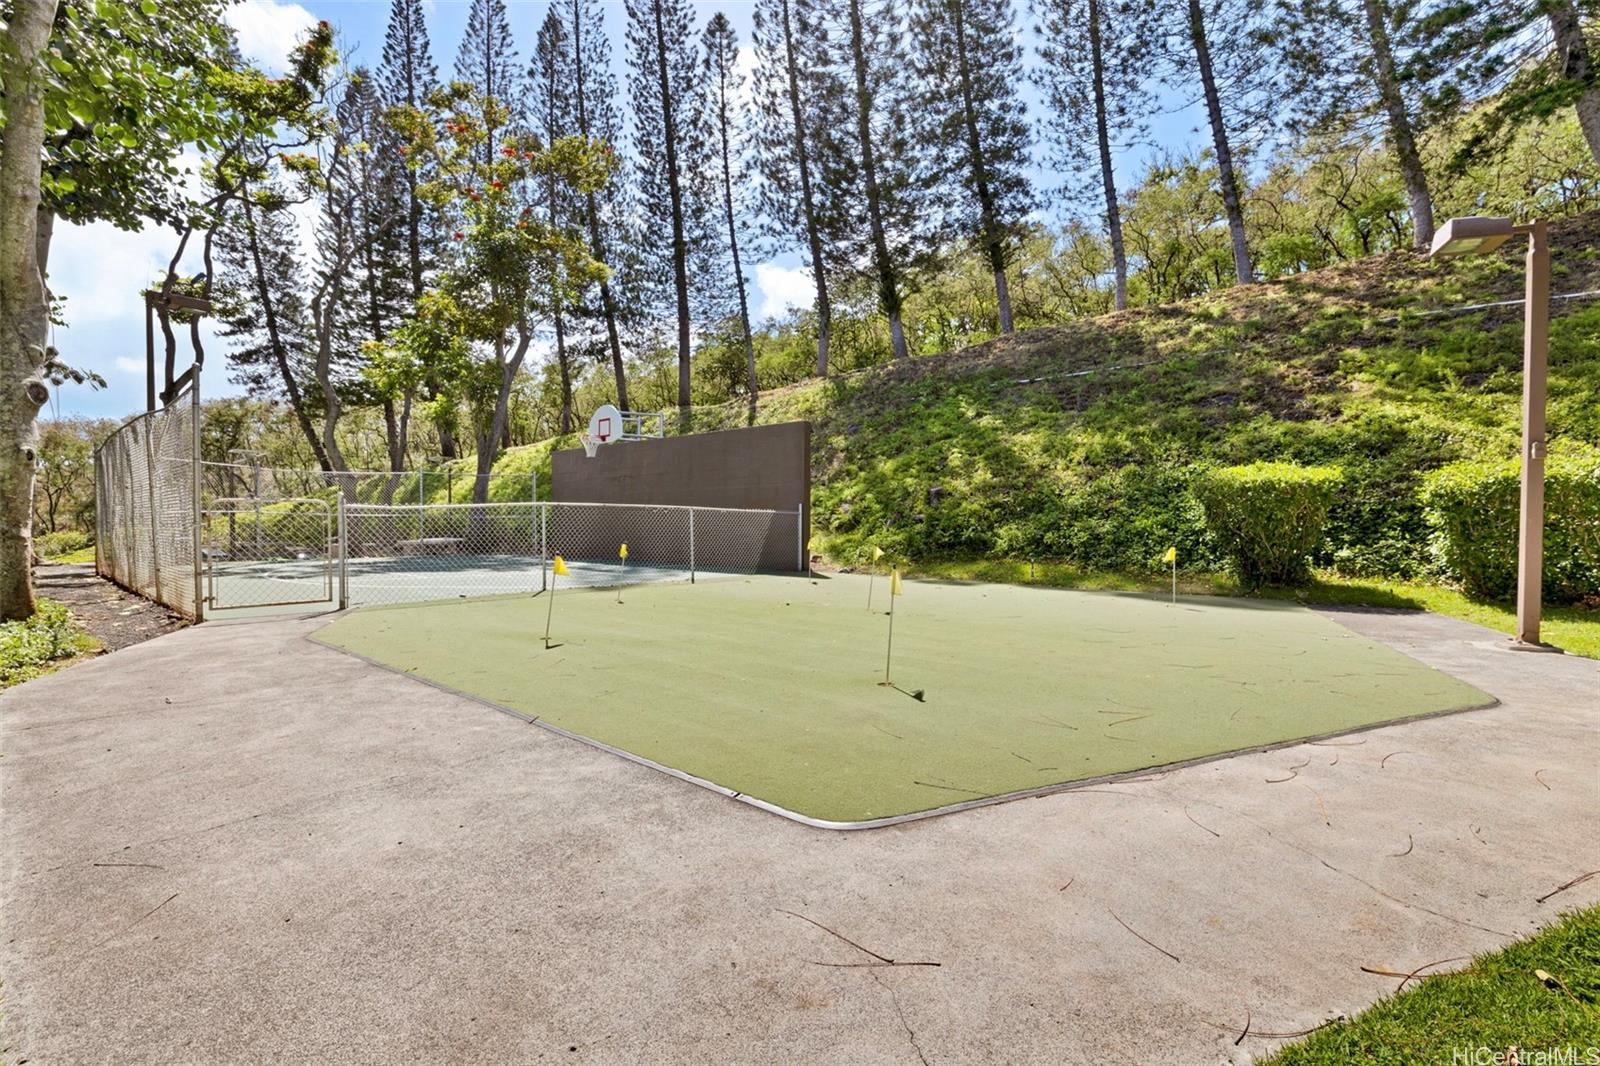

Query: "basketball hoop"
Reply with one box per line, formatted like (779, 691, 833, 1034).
(580, 433, 599, 459)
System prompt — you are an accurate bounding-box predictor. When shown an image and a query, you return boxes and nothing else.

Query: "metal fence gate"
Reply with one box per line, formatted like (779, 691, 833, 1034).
(201, 497, 335, 610)
(93, 377, 202, 620)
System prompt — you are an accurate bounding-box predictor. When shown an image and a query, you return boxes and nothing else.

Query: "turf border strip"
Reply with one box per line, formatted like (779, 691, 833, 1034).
(306, 613, 1501, 832)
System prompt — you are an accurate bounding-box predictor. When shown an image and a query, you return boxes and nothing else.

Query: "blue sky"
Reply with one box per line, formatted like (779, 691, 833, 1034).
(47, 0, 1207, 422)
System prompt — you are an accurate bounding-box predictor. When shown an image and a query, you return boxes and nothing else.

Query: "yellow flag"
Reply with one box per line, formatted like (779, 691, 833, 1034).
(1162, 546, 1177, 564)
(552, 555, 570, 576)
(872, 545, 885, 562)
(619, 543, 628, 560)
(890, 569, 902, 596)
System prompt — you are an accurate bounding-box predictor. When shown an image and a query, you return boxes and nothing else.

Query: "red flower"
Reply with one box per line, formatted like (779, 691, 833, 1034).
(501, 145, 516, 157)
(453, 231, 464, 241)
(489, 180, 504, 191)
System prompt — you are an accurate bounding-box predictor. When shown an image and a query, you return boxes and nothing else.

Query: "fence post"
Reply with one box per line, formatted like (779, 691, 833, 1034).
(531, 469, 537, 502)
(689, 507, 696, 584)
(797, 502, 804, 575)
(191, 370, 204, 622)
(338, 491, 349, 610)
(418, 470, 426, 540)
(540, 503, 548, 593)
(143, 421, 163, 605)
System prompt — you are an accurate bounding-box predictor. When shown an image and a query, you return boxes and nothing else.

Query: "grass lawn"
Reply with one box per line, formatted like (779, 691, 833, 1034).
(316, 572, 1491, 826)
(44, 546, 96, 565)
(1264, 904, 1600, 1063)
(909, 560, 1600, 660)
(0, 599, 100, 691)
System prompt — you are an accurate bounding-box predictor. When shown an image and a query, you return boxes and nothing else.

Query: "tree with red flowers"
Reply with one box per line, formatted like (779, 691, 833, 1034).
(390, 83, 614, 504)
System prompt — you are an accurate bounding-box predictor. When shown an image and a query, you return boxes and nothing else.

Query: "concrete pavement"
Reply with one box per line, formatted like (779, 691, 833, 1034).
(1, 606, 1596, 1064)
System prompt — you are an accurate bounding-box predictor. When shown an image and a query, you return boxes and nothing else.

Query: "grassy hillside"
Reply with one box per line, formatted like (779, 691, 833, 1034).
(479, 213, 1600, 588)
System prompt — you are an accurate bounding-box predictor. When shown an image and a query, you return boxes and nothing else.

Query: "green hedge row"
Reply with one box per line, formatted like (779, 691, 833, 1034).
(1421, 448, 1600, 603)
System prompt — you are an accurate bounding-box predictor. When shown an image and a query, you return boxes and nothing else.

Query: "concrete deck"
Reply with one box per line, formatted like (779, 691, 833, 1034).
(2, 607, 1596, 1064)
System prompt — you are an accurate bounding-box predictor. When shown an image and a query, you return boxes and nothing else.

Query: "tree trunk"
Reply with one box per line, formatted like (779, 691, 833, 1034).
(778, 0, 832, 374)
(472, 329, 532, 504)
(570, 0, 631, 410)
(1088, 0, 1129, 309)
(713, 44, 760, 424)
(0, 0, 61, 620)
(948, 0, 1012, 332)
(1187, 0, 1253, 285)
(1361, 0, 1432, 248)
(1548, 0, 1600, 168)
(555, 305, 574, 433)
(647, 0, 694, 426)
(845, 0, 909, 360)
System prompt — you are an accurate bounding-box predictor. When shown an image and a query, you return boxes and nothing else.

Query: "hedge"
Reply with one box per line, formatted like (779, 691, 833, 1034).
(1192, 462, 1345, 588)
(1420, 447, 1600, 603)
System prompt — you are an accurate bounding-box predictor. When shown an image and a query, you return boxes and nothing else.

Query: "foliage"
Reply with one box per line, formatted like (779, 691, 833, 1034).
(1421, 446, 1600, 604)
(0, 600, 96, 689)
(1191, 462, 1344, 587)
(33, 528, 91, 559)
(1263, 904, 1600, 1064)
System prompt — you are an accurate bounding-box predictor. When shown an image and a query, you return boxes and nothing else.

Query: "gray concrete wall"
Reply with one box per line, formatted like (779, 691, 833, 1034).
(551, 421, 810, 572)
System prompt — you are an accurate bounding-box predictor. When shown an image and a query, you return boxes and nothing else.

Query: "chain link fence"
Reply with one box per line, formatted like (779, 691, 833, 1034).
(341, 500, 804, 607)
(93, 380, 202, 619)
(96, 399, 803, 615)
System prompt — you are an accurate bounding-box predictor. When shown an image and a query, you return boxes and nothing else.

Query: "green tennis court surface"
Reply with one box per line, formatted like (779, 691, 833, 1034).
(314, 573, 1495, 826)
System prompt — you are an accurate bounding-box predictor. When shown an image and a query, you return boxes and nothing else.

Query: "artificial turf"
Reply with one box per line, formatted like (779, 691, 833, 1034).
(314, 572, 1495, 825)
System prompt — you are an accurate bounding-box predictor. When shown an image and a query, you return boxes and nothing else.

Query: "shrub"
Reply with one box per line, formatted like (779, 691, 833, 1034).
(0, 600, 94, 689)
(1420, 447, 1600, 603)
(1192, 462, 1345, 587)
(33, 529, 91, 560)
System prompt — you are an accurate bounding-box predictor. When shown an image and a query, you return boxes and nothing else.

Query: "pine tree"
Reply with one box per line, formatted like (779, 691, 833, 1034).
(531, 10, 579, 433)
(562, 0, 633, 410)
(698, 13, 760, 420)
(912, 0, 1034, 333)
(1413, 0, 1600, 172)
(454, 0, 524, 166)
(1035, 0, 1145, 309)
(751, 0, 835, 375)
(332, 70, 414, 470)
(625, 0, 702, 419)
(213, 175, 327, 468)
(376, 0, 440, 298)
(814, 0, 932, 360)
(1263, 0, 1439, 248)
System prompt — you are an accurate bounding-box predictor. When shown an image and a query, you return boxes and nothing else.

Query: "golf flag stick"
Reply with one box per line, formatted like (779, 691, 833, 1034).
(1163, 546, 1177, 605)
(545, 555, 569, 648)
(867, 545, 885, 611)
(881, 568, 902, 685)
(617, 543, 628, 603)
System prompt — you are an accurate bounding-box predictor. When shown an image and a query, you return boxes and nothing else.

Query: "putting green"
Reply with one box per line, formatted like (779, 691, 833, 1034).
(314, 573, 1495, 826)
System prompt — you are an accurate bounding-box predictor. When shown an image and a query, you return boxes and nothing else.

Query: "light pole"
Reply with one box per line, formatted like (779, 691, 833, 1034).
(1429, 216, 1557, 651)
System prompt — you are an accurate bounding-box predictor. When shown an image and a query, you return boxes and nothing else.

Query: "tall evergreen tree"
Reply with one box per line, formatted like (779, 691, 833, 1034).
(563, 0, 633, 409)
(815, 0, 932, 360)
(752, 0, 835, 375)
(377, 0, 440, 298)
(1150, 0, 1263, 284)
(912, 0, 1034, 332)
(531, 10, 580, 433)
(1415, 0, 1600, 172)
(454, 0, 524, 166)
(1035, 0, 1145, 309)
(625, 0, 703, 419)
(698, 14, 760, 420)
(1263, 0, 1438, 248)
(332, 70, 414, 470)
(377, 0, 455, 459)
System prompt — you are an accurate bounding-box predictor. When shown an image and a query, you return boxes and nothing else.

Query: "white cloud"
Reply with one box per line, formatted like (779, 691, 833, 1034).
(51, 220, 177, 325)
(225, 0, 319, 74)
(114, 357, 144, 375)
(754, 262, 815, 321)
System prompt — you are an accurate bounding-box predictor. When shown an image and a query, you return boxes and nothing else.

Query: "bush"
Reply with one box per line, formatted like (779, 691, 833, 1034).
(33, 529, 91, 560)
(0, 600, 94, 689)
(1192, 462, 1345, 587)
(1420, 447, 1600, 603)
